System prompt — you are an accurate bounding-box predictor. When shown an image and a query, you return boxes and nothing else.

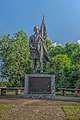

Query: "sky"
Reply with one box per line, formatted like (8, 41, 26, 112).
(0, 0, 80, 45)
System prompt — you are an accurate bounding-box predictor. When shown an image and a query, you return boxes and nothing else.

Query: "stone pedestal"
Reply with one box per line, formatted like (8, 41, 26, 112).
(24, 74, 55, 99)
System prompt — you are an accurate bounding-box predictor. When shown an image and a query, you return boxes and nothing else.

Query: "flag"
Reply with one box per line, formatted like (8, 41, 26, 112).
(39, 16, 48, 40)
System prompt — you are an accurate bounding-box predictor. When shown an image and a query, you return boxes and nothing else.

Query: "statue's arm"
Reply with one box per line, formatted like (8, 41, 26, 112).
(29, 37, 35, 50)
(39, 35, 45, 43)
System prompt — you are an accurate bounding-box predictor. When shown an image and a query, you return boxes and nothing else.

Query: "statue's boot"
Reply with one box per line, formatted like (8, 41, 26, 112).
(40, 62, 43, 74)
(40, 70, 43, 74)
(33, 70, 37, 74)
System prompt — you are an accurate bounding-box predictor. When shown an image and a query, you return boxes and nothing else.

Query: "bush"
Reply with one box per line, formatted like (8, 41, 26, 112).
(0, 82, 6, 87)
(74, 80, 80, 89)
(56, 79, 70, 89)
(0, 80, 20, 87)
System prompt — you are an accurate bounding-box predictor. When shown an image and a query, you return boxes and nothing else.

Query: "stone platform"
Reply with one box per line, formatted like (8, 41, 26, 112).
(24, 74, 55, 99)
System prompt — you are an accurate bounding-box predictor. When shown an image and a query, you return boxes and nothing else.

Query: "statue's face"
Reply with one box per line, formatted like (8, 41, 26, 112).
(34, 27, 39, 34)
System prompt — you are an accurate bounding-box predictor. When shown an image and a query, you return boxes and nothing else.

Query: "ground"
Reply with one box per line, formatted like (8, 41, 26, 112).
(0, 95, 80, 120)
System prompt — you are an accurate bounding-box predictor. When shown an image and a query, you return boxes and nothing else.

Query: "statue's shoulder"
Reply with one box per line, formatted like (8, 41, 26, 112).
(29, 35, 35, 40)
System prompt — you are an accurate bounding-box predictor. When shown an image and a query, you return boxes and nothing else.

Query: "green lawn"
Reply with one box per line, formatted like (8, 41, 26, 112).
(62, 106, 80, 120)
(56, 91, 73, 96)
(0, 104, 16, 119)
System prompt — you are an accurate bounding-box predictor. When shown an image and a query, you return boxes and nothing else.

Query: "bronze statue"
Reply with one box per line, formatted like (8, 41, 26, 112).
(29, 17, 49, 73)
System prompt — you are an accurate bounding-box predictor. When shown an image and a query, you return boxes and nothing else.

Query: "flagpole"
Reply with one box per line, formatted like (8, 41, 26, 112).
(40, 16, 44, 73)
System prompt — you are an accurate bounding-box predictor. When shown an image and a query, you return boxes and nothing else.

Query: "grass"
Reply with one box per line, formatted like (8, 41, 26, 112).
(56, 91, 73, 96)
(7, 91, 24, 95)
(0, 104, 16, 119)
(62, 106, 80, 120)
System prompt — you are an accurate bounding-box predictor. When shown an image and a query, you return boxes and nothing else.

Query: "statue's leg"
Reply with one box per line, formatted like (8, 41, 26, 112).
(40, 59, 43, 74)
(33, 59, 35, 73)
(33, 59, 37, 73)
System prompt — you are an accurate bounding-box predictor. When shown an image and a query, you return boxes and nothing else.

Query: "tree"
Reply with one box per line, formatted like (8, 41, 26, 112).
(50, 54, 72, 88)
(71, 47, 80, 64)
(49, 45, 64, 58)
(64, 43, 80, 62)
(0, 30, 32, 86)
(51, 54, 71, 70)
(74, 80, 80, 89)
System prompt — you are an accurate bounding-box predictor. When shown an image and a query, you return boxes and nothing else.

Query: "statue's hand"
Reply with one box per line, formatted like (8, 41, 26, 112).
(42, 39, 45, 43)
(31, 47, 36, 50)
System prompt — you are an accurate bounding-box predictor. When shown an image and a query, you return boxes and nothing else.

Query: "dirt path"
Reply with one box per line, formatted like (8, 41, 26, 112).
(0, 97, 80, 120)
(2, 100, 66, 120)
(5, 106, 66, 120)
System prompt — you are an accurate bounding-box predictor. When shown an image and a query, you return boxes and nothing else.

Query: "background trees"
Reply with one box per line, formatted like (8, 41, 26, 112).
(0, 30, 32, 86)
(45, 41, 80, 89)
(0, 31, 80, 88)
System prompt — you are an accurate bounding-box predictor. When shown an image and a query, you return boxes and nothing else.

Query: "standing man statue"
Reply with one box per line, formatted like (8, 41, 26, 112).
(29, 16, 49, 73)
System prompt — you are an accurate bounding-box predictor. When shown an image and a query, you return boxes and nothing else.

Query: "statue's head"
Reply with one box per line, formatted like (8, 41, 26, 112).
(33, 26, 39, 34)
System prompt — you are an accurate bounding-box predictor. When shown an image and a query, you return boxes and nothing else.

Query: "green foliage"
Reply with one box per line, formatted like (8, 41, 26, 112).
(0, 30, 80, 88)
(71, 48, 80, 64)
(64, 43, 79, 56)
(0, 82, 6, 87)
(51, 54, 71, 70)
(57, 78, 70, 88)
(0, 81, 20, 87)
(6, 81, 20, 87)
(49, 45, 64, 58)
(0, 30, 32, 86)
(62, 106, 80, 120)
(64, 43, 80, 63)
(0, 104, 16, 119)
(56, 64, 80, 88)
(74, 80, 80, 89)
(46, 39, 52, 52)
(50, 54, 71, 87)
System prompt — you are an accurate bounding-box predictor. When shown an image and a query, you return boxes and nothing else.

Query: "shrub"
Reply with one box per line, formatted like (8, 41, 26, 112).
(74, 80, 80, 89)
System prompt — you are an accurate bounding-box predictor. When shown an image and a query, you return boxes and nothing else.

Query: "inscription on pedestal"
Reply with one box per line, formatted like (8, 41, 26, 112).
(29, 77, 51, 94)
(24, 74, 55, 99)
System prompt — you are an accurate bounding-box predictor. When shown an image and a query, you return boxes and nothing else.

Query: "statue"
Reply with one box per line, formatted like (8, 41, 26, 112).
(29, 16, 49, 73)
